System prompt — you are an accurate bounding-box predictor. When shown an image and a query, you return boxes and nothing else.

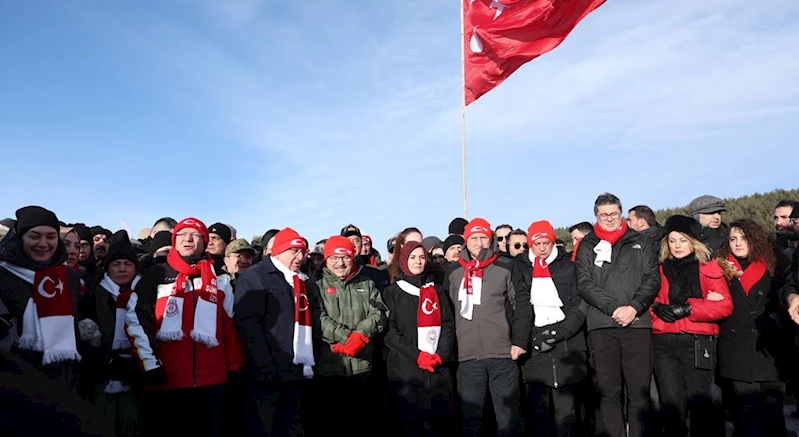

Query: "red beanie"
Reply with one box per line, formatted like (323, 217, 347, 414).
(324, 236, 355, 260)
(463, 218, 493, 241)
(172, 218, 210, 246)
(527, 220, 555, 246)
(271, 227, 307, 255)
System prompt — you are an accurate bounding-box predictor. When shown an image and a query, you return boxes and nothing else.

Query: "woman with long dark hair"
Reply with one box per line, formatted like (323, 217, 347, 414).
(716, 219, 789, 437)
(650, 215, 732, 436)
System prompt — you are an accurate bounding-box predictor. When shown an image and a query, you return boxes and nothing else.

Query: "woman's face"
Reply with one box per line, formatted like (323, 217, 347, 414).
(108, 259, 137, 286)
(22, 226, 59, 263)
(729, 227, 749, 258)
(63, 231, 81, 267)
(667, 231, 694, 259)
(407, 247, 427, 275)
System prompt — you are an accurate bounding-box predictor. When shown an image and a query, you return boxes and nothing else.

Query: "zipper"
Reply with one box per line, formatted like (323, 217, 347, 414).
(191, 278, 198, 388)
(552, 359, 559, 389)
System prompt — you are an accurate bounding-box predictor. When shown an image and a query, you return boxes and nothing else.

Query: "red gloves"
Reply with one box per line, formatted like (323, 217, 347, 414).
(331, 332, 370, 356)
(417, 352, 443, 372)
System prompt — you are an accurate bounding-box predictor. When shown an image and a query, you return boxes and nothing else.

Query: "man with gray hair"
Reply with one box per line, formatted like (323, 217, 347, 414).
(688, 195, 728, 253)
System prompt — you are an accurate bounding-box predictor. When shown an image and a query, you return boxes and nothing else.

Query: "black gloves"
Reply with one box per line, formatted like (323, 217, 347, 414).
(652, 302, 691, 323)
(144, 366, 167, 385)
(532, 328, 571, 353)
(227, 370, 242, 388)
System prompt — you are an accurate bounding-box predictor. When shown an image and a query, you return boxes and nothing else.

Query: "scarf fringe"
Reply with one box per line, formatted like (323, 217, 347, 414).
(156, 330, 184, 342)
(42, 349, 81, 365)
(104, 380, 132, 394)
(190, 330, 220, 347)
(18, 337, 43, 351)
(112, 339, 131, 350)
(302, 364, 314, 379)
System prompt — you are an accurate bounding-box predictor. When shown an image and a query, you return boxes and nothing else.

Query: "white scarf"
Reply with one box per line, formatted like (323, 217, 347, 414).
(593, 240, 613, 267)
(528, 250, 565, 327)
(270, 256, 314, 379)
(0, 262, 81, 365)
(99, 273, 141, 351)
(156, 273, 220, 348)
(397, 280, 441, 354)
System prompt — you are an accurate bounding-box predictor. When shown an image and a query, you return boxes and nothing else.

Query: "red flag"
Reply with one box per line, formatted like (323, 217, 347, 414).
(463, 0, 605, 105)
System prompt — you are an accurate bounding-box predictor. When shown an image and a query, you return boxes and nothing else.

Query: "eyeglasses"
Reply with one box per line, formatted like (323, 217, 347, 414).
(328, 256, 350, 263)
(597, 212, 621, 221)
(513, 243, 529, 250)
(176, 232, 204, 240)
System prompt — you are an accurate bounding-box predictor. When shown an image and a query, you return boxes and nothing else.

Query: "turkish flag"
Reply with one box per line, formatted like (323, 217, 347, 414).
(464, 0, 605, 105)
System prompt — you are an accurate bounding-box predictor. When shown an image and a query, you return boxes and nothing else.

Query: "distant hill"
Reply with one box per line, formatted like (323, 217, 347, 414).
(555, 188, 799, 249)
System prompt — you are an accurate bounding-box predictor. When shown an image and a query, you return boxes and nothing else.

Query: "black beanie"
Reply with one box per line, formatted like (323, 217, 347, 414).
(104, 230, 138, 269)
(209, 222, 232, 244)
(150, 231, 173, 255)
(662, 215, 702, 241)
(443, 234, 465, 253)
(448, 217, 468, 235)
(15, 206, 60, 237)
(72, 224, 93, 243)
(90, 226, 112, 239)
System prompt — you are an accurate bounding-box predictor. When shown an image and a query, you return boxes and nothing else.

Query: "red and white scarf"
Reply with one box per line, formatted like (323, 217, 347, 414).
(99, 273, 141, 351)
(727, 255, 768, 295)
(397, 280, 441, 354)
(592, 222, 628, 267)
(529, 249, 565, 327)
(0, 262, 80, 365)
(457, 253, 499, 320)
(271, 256, 314, 378)
(156, 251, 219, 347)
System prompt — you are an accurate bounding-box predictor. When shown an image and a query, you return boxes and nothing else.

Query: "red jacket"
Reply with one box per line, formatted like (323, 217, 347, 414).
(651, 261, 733, 335)
(129, 264, 245, 391)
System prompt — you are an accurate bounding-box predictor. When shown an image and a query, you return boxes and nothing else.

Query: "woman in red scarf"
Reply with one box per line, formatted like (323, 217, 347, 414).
(716, 219, 789, 437)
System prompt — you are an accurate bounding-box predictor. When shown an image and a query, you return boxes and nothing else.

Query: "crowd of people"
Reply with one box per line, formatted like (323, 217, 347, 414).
(2, 192, 799, 437)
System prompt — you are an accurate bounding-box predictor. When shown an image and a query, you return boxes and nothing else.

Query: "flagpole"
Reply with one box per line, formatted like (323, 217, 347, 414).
(460, 0, 469, 220)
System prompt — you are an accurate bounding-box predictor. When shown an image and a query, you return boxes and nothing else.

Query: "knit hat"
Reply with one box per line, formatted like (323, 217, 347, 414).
(208, 223, 232, 244)
(422, 236, 443, 252)
(172, 218, 209, 246)
(662, 215, 702, 241)
(362, 234, 372, 245)
(225, 238, 257, 256)
(340, 224, 362, 238)
(150, 230, 173, 255)
(449, 217, 468, 235)
(104, 230, 138, 269)
(463, 218, 493, 241)
(15, 206, 60, 237)
(791, 208, 799, 220)
(443, 234, 464, 253)
(324, 236, 355, 260)
(688, 195, 727, 217)
(72, 224, 93, 243)
(399, 241, 425, 276)
(527, 220, 556, 245)
(271, 228, 307, 255)
(90, 226, 112, 239)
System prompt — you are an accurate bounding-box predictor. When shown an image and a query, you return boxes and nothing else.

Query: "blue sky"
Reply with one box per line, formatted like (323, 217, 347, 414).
(2, 0, 798, 248)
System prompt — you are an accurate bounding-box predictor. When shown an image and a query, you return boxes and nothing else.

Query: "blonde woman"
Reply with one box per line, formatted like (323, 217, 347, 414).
(650, 215, 732, 437)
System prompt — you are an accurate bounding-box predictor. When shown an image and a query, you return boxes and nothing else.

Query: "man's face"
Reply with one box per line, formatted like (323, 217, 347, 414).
(361, 238, 372, 255)
(225, 251, 253, 275)
(775, 206, 794, 232)
(326, 255, 353, 279)
(507, 234, 528, 257)
(570, 229, 586, 247)
(347, 235, 363, 256)
(274, 248, 305, 272)
(467, 233, 490, 258)
(445, 244, 462, 261)
(495, 227, 511, 252)
(698, 212, 722, 229)
(626, 211, 647, 232)
(175, 229, 206, 257)
(92, 234, 109, 259)
(207, 233, 227, 256)
(532, 238, 554, 259)
(596, 204, 622, 233)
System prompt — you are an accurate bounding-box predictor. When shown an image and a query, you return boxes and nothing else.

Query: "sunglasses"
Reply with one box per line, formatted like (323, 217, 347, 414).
(513, 243, 529, 250)
(497, 235, 508, 242)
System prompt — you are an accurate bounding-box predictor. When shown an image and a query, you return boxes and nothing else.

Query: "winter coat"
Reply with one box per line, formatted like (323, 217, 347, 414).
(575, 229, 660, 331)
(130, 261, 244, 391)
(382, 274, 456, 419)
(699, 224, 729, 254)
(651, 261, 732, 335)
(717, 260, 787, 383)
(512, 249, 588, 387)
(445, 247, 532, 362)
(308, 267, 386, 377)
(94, 276, 143, 388)
(233, 257, 308, 384)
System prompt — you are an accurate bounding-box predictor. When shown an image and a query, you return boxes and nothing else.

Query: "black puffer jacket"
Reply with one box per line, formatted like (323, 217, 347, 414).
(512, 249, 587, 387)
(575, 229, 660, 331)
